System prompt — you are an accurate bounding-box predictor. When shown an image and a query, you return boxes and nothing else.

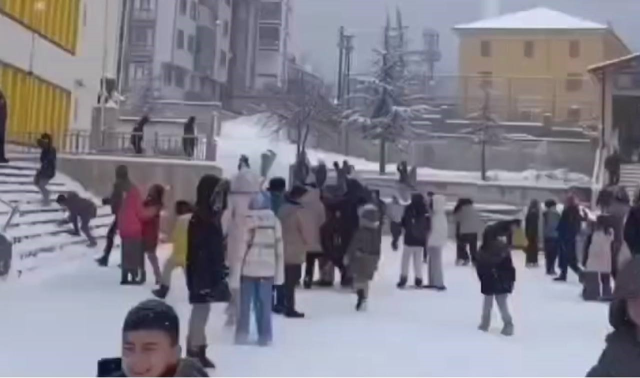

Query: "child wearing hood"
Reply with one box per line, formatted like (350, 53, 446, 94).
(345, 203, 382, 311)
(233, 191, 284, 346)
(476, 221, 517, 336)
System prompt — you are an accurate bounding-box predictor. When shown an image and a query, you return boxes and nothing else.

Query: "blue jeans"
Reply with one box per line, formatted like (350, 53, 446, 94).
(236, 276, 274, 345)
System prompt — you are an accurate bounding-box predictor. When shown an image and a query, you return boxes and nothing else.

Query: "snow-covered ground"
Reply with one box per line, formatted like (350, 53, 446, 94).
(217, 115, 591, 187)
(0, 239, 610, 377)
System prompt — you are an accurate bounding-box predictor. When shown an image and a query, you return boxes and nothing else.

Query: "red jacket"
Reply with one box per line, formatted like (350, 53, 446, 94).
(142, 204, 161, 250)
(117, 186, 144, 239)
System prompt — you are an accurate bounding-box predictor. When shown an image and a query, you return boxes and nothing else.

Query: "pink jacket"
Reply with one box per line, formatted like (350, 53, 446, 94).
(117, 186, 144, 239)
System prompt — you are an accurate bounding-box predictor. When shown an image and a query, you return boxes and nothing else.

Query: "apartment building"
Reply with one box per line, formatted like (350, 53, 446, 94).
(122, 0, 232, 104)
(0, 0, 121, 137)
(255, 0, 291, 90)
(453, 7, 630, 123)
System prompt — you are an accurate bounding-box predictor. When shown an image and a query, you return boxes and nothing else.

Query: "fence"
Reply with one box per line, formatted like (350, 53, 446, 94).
(7, 131, 209, 161)
(410, 74, 598, 123)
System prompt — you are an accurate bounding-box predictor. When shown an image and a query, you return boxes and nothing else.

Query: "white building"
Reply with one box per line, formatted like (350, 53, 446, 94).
(0, 0, 121, 135)
(122, 0, 232, 106)
(255, 0, 292, 90)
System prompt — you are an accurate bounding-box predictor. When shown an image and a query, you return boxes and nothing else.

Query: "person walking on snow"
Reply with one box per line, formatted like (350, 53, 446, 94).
(555, 195, 584, 282)
(131, 115, 148, 155)
(301, 184, 327, 289)
(56, 192, 97, 247)
(524, 199, 541, 268)
(582, 216, 614, 301)
(345, 203, 381, 311)
(115, 165, 146, 285)
(425, 194, 448, 291)
(183, 116, 196, 158)
(398, 193, 428, 288)
(542, 200, 561, 276)
(476, 221, 517, 336)
(587, 257, 640, 376)
(223, 158, 262, 326)
(454, 198, 482, 265)
(141, 184, 165, 285)
(153, 200, 193, 299)
(185, 174, 227, 369)
(275, 186, 310, 318)
(233, 191, 284, 346)
(96, 165, 129, 267)
(624, 188, 640, 256)
(34, 133, 56, 205)
(605, 149, 622, 186)
(388, 195, 405, 251)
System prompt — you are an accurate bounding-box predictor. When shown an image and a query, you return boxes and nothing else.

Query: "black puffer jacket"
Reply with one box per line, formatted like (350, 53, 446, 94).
(624, 205, 640, 255)
(476, 224, 516, 295)
(38, 145, 57, 179)
(185, 175, 228, 304)
(401, 194, 428, 247)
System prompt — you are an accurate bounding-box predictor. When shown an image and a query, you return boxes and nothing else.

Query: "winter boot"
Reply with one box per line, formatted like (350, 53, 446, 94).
(501, 323, 514, 336)
(152, 285, 169, 300)
(553, 275, 567, 282)
(187, 346, 215, 369)
(355, 289, 367, 311)
(414, 278, 423, 288)
(87, 241, 98, 248)
(284, 309, 305, 318)
(96, 255, 109, 267)
(303, 277, 313, 289)
(397, 276, 408, 289)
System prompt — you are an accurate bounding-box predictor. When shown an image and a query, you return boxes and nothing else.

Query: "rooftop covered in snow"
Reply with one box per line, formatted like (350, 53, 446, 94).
(453, 7, 608, 31)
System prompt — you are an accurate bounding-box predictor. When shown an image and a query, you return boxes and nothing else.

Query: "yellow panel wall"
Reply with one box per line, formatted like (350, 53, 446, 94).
(0, 0, 80, 54)
(0, 62, 71, 144)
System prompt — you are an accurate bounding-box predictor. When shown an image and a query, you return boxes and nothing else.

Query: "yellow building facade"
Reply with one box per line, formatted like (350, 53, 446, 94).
(454, 7, 630, 123)
(0, 0, 80, 143)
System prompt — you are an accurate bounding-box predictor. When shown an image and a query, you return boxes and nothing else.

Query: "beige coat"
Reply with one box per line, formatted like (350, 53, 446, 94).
(298, 188, 326, 253)
(278, 202, 309, 264)
(586, 230, 613, 273)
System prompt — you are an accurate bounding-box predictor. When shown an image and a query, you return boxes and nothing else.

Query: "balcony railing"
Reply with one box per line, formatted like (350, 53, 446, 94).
(132, 8, 156, 20)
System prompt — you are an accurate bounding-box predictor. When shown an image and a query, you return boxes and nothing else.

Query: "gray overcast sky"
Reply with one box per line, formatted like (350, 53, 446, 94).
(291, 0, 640, 82)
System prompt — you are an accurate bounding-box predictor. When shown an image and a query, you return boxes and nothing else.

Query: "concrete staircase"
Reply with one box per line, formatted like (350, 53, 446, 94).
(0, 162, 115, 277)
(620, 164, 640, 200)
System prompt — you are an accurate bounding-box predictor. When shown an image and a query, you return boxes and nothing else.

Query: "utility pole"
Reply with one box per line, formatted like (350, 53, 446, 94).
(378, 15, 392, 175)
(343, 34, 354, 108)
(336, 26, 345, 104)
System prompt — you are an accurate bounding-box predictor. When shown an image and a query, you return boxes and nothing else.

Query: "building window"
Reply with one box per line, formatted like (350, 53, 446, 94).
(219, 50, 228, 68)
(260, 1, 283, 22)
(176, 29, 185, 50)
(129, 62, 150, 80)
(566, 73, 583, 92)
(179, 0, 187, 15)
(223, 20, 230, 37)
(136, 0, 153, 10)
(131, 26, 153, 46)
(190, 1, 198, 20)
(190, 75, 198, 91)
(524, 41, 534, 58)
(259, 25, 280, 49)
(188, 35, 195, 53)
(569, 40, 580, 58)
(175, 68, 185, 88)
(567, 106, 581, 122)
(480, 40, 491, 57)
(478, 71, 492, 89)
(163, 65, 172, 86)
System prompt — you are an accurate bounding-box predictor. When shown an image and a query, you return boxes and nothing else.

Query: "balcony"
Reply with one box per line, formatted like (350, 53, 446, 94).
(259, 1, 283, 24)
(132, 8, 156, 21)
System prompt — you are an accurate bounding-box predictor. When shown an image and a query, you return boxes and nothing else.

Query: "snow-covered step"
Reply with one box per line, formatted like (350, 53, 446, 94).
(13, 229, 112, 259)
(7, 216, 113, 240)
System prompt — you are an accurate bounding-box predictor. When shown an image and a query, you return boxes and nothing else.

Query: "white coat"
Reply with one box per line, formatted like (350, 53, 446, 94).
(229, 209, 285, 289)
(429, 195, 449, 248)
(586, 230, 613, 273)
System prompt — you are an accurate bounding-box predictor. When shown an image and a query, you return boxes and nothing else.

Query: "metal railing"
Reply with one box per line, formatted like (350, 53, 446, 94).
(7, 131, 210, 161)
(0, 199, 18, 233)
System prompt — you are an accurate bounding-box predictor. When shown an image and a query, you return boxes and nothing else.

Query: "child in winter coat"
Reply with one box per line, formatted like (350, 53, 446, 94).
(141, 184, 165, 285)
(398, 193, 428, 288)
(115, 165, 146, 285)
(56, 192, 98, 247)
(152, 200, 193, 299)
(233, 192, 284, 346)
(524, 199, 541, 268)
(543, 200, 561, 276)
(454, 198, 482, 265)
(587, 257, 640, 376)
(345, 203, 381, 311)
(388, 195, 404, 251)
(476, 221, 517, 336)
(426, 194, 448, 291)
(582, 216, 614, 301)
